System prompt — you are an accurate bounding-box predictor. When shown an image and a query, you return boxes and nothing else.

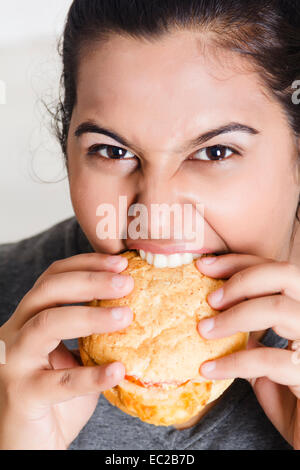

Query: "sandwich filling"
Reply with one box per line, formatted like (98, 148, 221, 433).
(125, 374, 207, 390)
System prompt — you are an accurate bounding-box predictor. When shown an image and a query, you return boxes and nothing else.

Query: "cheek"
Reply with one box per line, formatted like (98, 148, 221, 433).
(68, 166, 137, 252)
(69, 170, 122, 223)
(208, 156, 297, 257)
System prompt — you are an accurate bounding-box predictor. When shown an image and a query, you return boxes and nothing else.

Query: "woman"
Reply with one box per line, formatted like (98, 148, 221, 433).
(0, 0, 300, 450)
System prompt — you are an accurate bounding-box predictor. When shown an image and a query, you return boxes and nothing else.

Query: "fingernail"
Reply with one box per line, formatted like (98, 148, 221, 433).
(106, 363, 122, 377)
(112, 274, 127, 288)
(111, 308, 124, 320)
(198, 317, 215, 336)
(201, 361, 216, 375)
(200, 256, 217, 265)
(208, 288, 224, 306)
(107, 256, 124, 265)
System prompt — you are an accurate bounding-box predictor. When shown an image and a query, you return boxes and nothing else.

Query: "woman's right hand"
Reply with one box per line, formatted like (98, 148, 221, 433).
(0, 253, 134, 450)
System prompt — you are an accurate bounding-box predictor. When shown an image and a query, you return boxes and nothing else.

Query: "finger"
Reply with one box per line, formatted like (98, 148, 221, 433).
(197, 261, 300, 313)
(251, 376, 296, 443)
(27, 361, 126, 406)
(41, 252, 128, 277)
(245, 337, 299, 441)
(15, 270, 134, 326)
(199, 347, 300, 387)
(196, 253, 273, 279)
(198, 294, 300, 341)
(16, 305, 133, 363)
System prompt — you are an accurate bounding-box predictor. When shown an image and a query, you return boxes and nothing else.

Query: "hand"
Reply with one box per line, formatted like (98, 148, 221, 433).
(0, 253, 134, 450)
(196, 254, 300, 450)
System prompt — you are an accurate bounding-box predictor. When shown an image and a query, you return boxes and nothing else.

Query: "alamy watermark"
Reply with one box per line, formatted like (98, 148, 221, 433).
(0, 340, 6, 365)
(95, 197, 205, 243)
(292, 80, 300, 105)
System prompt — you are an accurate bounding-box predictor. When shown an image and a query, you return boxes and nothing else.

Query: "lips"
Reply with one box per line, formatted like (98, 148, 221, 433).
(124, 241, 219, 268)
(126, 241, 217, 255)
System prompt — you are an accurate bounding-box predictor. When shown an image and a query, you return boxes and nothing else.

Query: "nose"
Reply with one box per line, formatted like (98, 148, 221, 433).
(128, 168, 203, 244)
(129, 170, 172, 240)
(137, 168, 174, 205)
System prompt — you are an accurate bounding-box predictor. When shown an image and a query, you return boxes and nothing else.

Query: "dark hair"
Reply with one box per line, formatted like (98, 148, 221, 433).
(47, 0, 300, 219)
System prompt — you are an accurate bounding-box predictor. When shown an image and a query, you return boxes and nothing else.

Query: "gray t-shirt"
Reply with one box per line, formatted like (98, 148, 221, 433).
(0, 217, 293, 450)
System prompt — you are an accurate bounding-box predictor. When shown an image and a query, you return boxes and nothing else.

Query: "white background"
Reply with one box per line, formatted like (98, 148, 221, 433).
(0, 0, 74, 243)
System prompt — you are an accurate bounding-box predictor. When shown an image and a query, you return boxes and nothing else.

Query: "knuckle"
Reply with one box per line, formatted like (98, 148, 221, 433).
(92, 366, 105, 387)
(85, 252, 99, 262)
(231, 351, 241, 370)
(59, 371, 72, 387)
(85, 306, 99, 327)
(86, 271, 99, 285)
(231, 270, 245, 287)
(224, 351, 242, 374)
(225, 303, 238, 320)
(34, 275, 52, 295)
(33, 274, 45, 288)
(279, 261, 300, 277)
(47, 260, 61, 273)
(268, 294, 284, 312)
(28, 309, 51, 334)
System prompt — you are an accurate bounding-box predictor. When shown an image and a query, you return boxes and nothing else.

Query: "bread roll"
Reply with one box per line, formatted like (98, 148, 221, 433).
(79, 250, 248, 426)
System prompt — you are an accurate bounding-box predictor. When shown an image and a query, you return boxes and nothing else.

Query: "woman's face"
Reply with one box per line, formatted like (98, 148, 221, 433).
(67, 29, 300, 260)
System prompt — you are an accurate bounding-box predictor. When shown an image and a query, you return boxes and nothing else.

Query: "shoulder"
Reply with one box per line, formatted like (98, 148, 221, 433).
(0, 217, 80, 325)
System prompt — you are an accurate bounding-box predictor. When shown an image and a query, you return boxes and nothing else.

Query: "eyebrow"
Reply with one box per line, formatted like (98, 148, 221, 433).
(74, 120, 260, 153)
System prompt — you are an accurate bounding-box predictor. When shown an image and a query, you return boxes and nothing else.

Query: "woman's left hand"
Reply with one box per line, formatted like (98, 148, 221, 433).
(196, 254, 300, 450)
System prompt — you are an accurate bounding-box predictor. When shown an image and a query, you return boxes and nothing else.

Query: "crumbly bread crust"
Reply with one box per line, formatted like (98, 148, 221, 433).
(79, 250, 248, 426)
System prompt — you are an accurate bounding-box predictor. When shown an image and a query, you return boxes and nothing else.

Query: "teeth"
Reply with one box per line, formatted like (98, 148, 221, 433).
(138, 250, 204, 268)
(146, 252, 153, 265)
(168, 254, 182, 268)
(181, 253, 194, 264)
(153, 254, 167, 268)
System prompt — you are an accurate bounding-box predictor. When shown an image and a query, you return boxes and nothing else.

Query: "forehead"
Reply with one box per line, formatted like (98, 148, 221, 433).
(74, 30, 279, 147)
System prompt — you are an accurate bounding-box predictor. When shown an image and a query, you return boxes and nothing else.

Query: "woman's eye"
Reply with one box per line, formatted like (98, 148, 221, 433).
(87, 144, 136, 160)
(192, 145, 239, 161)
